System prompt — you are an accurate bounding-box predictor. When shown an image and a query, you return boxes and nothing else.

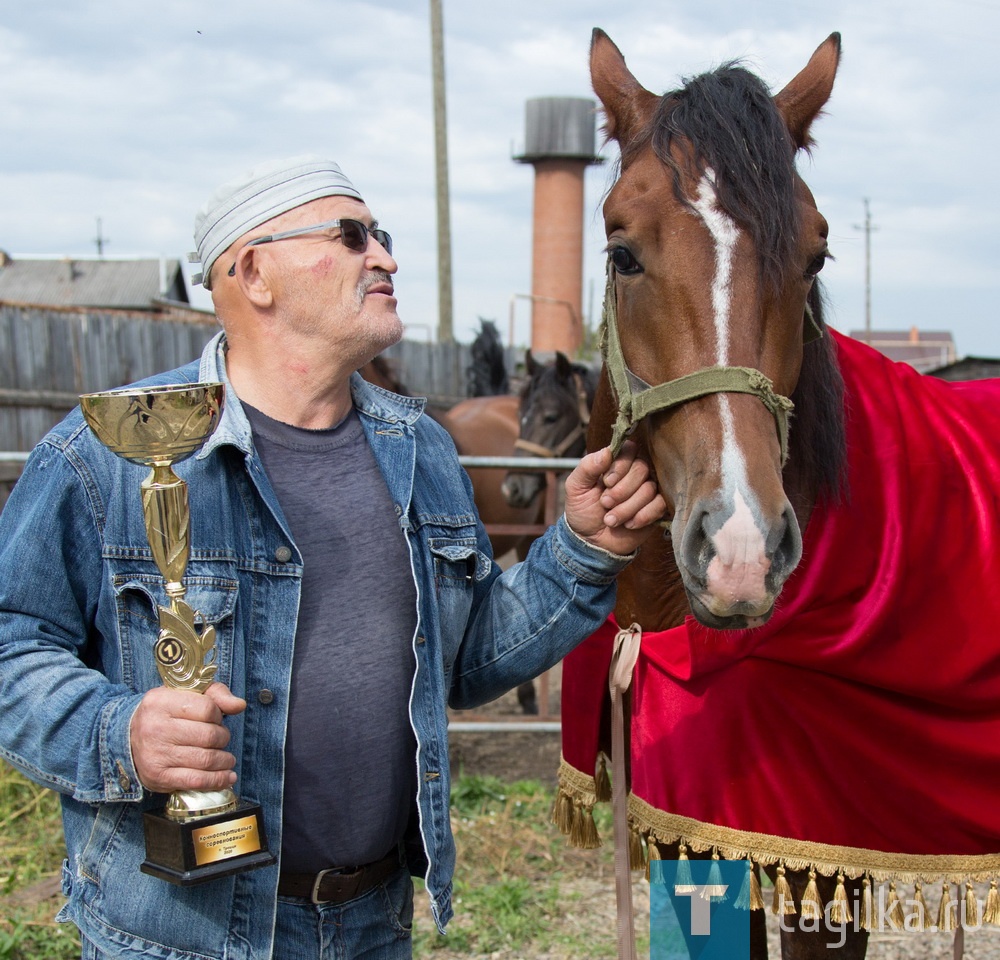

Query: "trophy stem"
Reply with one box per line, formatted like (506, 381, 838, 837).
(81, 383, 274, 883)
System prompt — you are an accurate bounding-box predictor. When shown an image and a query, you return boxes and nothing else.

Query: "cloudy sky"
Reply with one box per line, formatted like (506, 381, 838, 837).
(3, 0, 999, 358)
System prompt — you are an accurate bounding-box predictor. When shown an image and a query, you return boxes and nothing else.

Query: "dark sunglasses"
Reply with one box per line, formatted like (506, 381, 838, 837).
(228, 218, 392, 276)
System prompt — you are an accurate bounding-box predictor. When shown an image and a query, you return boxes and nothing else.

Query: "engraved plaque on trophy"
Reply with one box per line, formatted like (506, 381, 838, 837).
(80, 382, 275, 885)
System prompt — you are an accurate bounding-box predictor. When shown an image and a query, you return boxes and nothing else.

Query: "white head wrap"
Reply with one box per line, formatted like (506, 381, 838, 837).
(190, 155, 363, 288)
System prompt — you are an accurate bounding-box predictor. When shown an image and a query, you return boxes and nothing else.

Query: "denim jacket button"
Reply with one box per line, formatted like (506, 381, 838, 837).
(257, 689, 275, 705)
(274, 546, 292, 563)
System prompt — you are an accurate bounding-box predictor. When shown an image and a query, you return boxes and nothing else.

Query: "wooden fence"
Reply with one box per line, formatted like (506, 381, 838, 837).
(0, 304, 523, 505)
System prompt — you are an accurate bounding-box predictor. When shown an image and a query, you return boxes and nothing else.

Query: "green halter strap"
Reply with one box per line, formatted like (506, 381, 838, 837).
(599, 262, 796, 462)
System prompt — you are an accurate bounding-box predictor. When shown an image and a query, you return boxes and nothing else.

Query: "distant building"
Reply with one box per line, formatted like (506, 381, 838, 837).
(0, 251, 209, 322)
(926, 356, 1000, 382)
(849, 327, 956, 374)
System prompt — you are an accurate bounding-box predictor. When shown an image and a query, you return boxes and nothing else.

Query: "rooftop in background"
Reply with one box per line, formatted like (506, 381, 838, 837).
(849, 327, 956, 374)
(0, 251, 190, 310)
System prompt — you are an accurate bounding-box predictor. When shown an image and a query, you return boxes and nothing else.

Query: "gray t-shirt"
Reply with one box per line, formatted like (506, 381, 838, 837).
(244, 402, 418, 872)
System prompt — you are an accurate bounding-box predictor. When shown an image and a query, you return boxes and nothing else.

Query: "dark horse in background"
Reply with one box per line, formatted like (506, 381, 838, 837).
(556, 29, 1000, 960)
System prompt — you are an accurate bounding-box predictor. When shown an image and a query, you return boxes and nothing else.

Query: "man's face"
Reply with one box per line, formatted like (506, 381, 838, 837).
(246, 195, 402, 361)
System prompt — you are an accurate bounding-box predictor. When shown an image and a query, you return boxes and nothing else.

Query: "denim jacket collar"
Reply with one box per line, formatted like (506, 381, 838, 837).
(195, 331, 426, 462)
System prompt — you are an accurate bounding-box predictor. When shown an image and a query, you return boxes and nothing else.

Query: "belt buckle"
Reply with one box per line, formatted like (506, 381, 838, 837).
(310, 868, 340, 904)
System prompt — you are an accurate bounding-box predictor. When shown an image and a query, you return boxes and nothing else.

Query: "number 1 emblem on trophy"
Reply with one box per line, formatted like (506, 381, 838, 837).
(80, 382, 275, 885)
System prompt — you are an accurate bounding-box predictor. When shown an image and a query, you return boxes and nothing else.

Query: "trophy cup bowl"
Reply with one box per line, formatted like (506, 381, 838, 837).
(80, 382, 275, 885)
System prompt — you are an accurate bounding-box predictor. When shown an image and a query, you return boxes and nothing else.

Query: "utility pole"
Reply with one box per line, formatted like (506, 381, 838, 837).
(853, 198, 877, 344)
(429, 0, 454, 343)
(94, 217, 109, 258)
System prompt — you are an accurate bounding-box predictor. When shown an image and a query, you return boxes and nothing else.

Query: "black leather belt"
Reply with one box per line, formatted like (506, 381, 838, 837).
(277, 848, 402, 905)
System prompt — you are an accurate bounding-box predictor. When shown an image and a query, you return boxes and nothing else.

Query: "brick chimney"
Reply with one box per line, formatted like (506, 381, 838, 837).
(515, 98, 601, 356)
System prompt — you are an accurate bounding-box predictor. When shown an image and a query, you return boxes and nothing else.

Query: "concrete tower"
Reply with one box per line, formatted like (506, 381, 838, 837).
(515, 97, 601, 356)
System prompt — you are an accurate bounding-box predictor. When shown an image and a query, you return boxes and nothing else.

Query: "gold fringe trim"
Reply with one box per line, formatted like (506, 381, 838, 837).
(552, 759, 601, 849)
(556, 759, 1000, 933)
(624, 788, 1000, 883)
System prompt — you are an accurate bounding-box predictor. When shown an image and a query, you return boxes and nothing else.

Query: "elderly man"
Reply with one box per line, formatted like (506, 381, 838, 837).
(0, 156, 664, 960)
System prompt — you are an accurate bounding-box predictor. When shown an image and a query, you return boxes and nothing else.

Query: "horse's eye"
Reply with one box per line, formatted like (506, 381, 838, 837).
(608, 245, 642, 276)
(804, 249, 829, 279)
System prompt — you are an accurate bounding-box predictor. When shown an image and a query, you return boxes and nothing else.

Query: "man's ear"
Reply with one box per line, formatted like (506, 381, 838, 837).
(231, 246, 274, 309)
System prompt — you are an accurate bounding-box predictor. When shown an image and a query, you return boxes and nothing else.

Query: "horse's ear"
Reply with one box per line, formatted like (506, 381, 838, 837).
(525, 349, 538, 375)
(590, 28, 659, 147)
(775, 32, 842, 150)
(554, 351, 574, 379)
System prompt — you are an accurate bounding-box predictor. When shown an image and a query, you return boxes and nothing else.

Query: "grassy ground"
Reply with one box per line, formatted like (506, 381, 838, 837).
(0, 763, 643, 960)
(0, 764, 79, 959)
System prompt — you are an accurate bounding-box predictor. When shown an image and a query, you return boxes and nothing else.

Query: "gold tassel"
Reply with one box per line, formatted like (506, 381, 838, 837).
(675, 843, 696, 894)
(964, 881, 981, 928)
(799, 869, 823, 921)
(984, 880, 1000, 926)
(734, 859, 757, 911)
(911, 882, 934, 930)
(772, 863, 796, 916)
(628, 823, 645, 872)
(937, 882, 956, 932)
(578, 803, 601, 850)
(884, 881, 905, 931)
(594, 754, 612, 803)
(750, 863, 765, 911)
(859, 877, 874, 931)
(551, 790, 573, 834)
(645, 836, 661, 882)
(828, 872, 852, 925)
(705, 852, 728, 903)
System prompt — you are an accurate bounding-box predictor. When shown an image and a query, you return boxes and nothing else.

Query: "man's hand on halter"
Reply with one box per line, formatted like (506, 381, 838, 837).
(563, 440, 666, 556)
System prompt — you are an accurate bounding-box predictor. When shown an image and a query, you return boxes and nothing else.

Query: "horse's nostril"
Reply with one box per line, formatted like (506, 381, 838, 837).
(771, 503, 803, 580)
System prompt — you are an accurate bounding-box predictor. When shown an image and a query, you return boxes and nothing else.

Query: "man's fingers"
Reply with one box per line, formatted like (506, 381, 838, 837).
(204, 682, 248, 717)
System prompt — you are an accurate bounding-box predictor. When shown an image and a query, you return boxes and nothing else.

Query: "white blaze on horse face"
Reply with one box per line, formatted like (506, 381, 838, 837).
(691, 171, 771, 608)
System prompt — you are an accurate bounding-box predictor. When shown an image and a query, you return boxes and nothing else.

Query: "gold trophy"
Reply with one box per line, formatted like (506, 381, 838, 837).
(80, 383, 274, 885)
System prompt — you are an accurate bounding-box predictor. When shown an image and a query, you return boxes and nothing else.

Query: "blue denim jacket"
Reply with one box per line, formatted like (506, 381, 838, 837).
(0, 333, 630, 959)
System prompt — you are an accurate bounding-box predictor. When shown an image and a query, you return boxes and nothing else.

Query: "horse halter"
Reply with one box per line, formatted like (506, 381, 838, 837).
(599, 260, 797, 464)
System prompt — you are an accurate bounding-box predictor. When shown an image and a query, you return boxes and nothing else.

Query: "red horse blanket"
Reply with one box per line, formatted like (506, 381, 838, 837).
(559, 330, 1000, 894)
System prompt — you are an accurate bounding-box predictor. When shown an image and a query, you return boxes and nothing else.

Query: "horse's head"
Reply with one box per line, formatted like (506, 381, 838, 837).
(590, 30, 841, 629)
(501, 350, 595, 509)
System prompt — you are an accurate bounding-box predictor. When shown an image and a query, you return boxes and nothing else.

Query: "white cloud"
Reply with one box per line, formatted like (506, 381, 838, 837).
(1, 0, 999, 356)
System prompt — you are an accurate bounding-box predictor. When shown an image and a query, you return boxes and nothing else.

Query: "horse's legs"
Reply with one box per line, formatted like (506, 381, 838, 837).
(516, 681, 538, 714)
(759, 865, 869, 959)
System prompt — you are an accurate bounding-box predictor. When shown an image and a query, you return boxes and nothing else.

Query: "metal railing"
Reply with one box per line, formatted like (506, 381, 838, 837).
(0, 451, 575, 731)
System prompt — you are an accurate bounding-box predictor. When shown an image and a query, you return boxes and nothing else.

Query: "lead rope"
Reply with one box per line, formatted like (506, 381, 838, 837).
(610, 623, 643, 960)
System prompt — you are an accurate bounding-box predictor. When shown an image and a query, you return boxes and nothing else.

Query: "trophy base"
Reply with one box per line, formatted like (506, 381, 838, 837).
(141, 800, 275, 886)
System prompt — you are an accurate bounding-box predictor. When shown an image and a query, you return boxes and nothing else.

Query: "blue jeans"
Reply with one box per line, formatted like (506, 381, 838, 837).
(272, 864, 414, 960)
(79, 865, 414, 959)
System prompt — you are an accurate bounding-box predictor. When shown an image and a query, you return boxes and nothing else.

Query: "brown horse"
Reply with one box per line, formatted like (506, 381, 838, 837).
(556, 29, 1000, 960)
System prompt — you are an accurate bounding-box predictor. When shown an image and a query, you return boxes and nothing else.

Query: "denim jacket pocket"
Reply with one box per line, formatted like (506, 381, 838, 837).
(428, 538, 491, 589)
(110, 567, 239, 693)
